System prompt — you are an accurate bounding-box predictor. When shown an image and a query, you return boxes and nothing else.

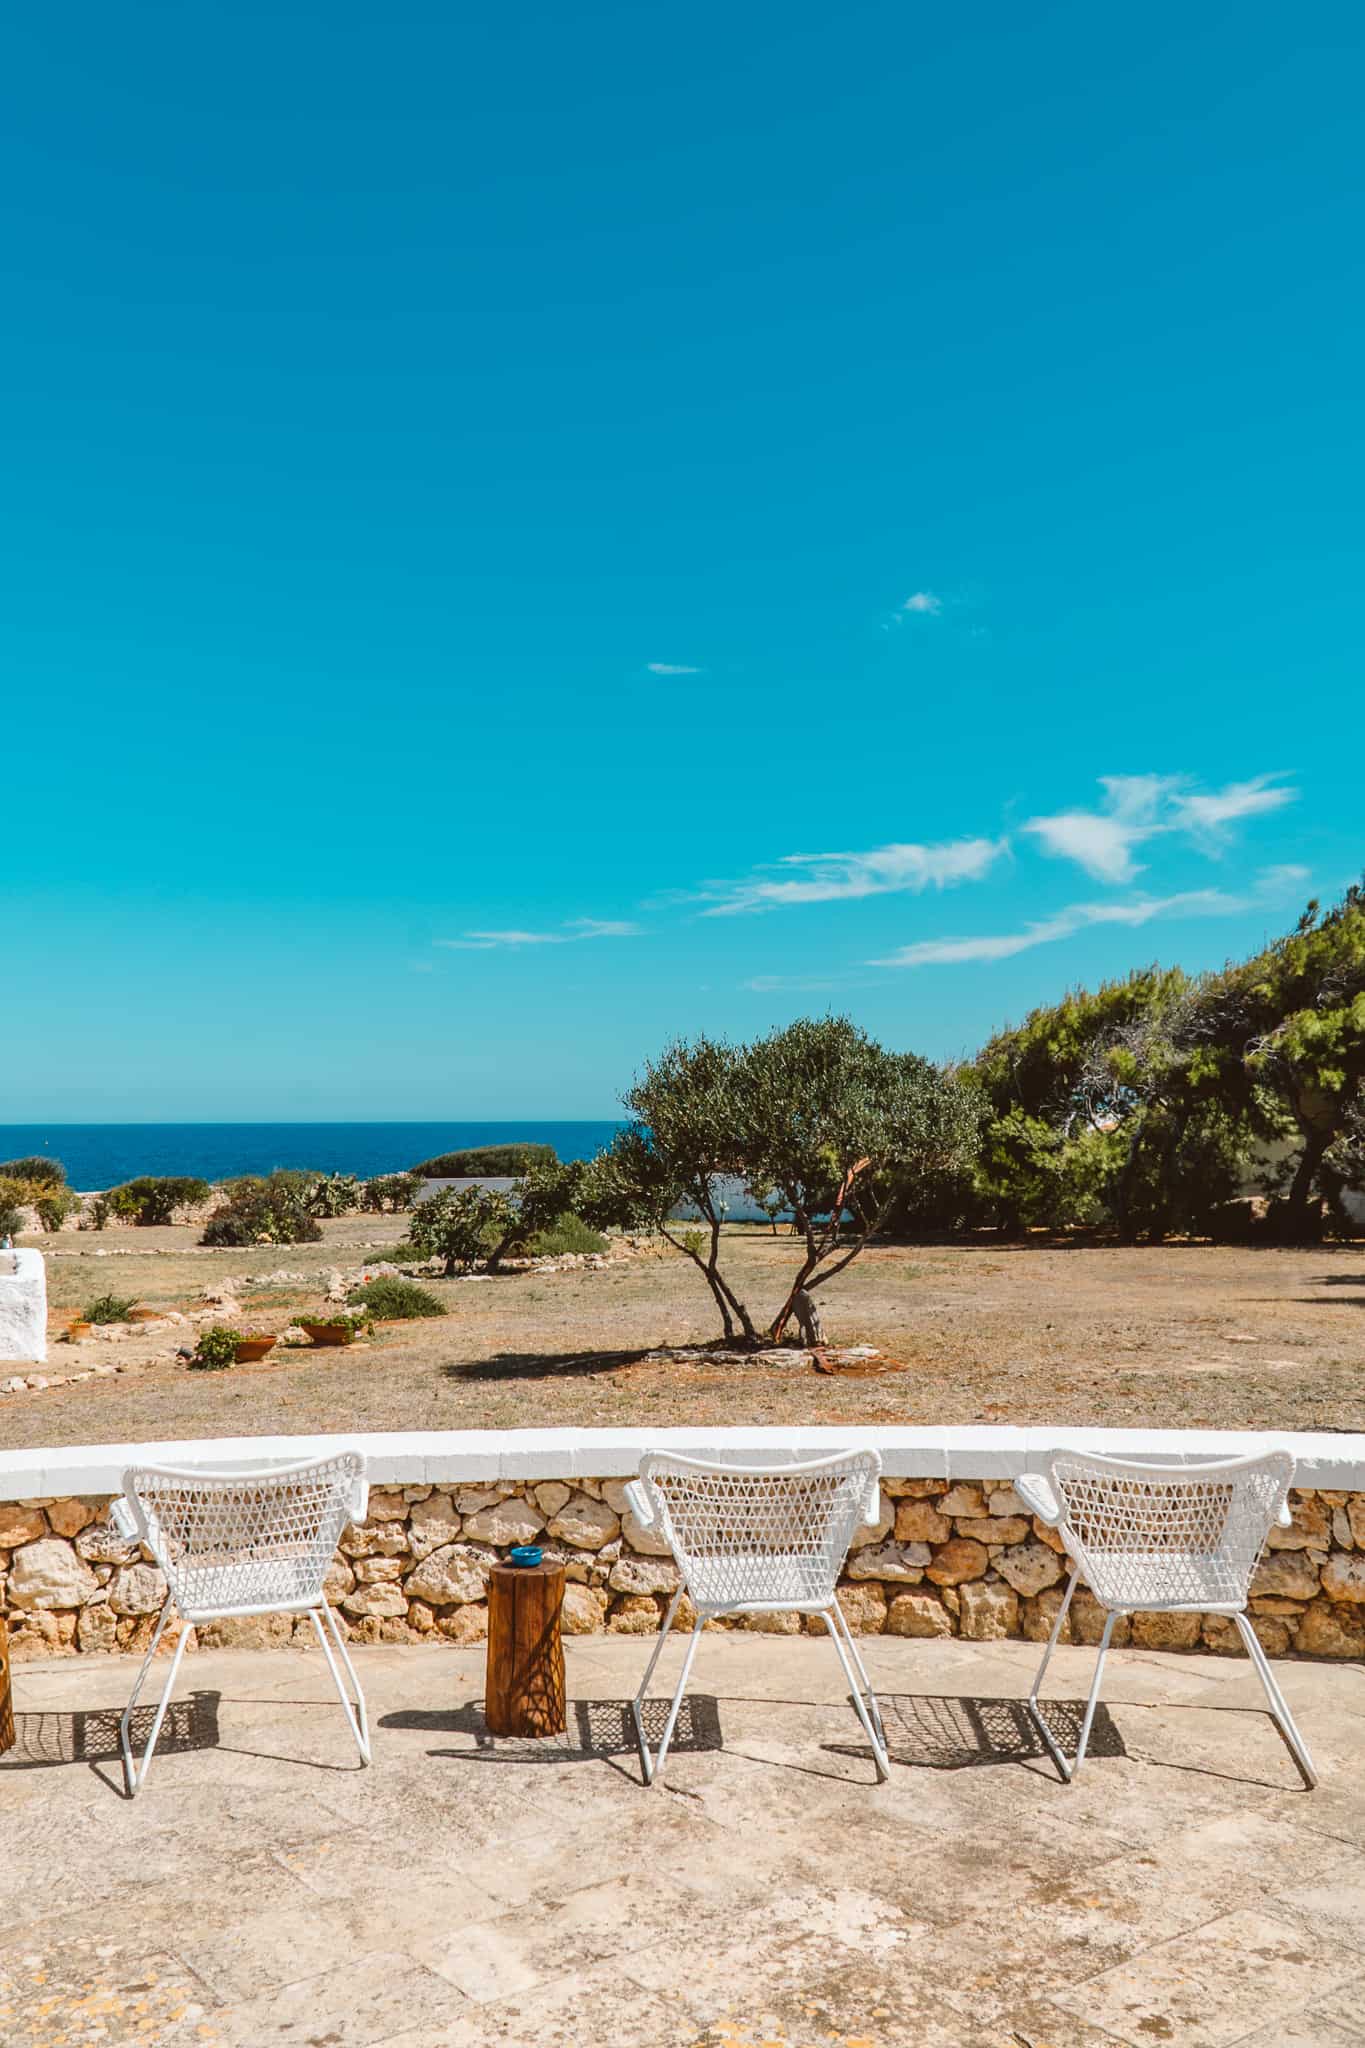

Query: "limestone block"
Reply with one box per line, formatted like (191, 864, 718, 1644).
(46, 1500, 99, 1540)
(534, 1482, 573, 1517)
(1295, 1599, 1365, 1658)
(353, 1556, 405, 1584)
(341, 1582, 407, 1619)
(108, 1563, 168, 1616)
(462, 1498, 547, 1546)
(436, 1602, 488, 1645)
(561, 1583, 609, 1634)
(0, 1503, 48, 1549)
(994, 1541, 1066, 1598)
(958, 1580, 1019, 1640)
(1349, 1497, 1365, 1548)
(845, 1540, 929, 1584)
(404, 1542, 494, 1606)
(1321, 1553, 1365, 1604)
(894, 1500, 950, 1545)
(608, 1555, 680, 1596)
(75, 1522, 140, 1566)
(608, 1594, 664, 1634)
(1129, 1610, 1202, 1651)
(848, 1490, 894, 1548)
(323, 1556, 356, 1602)
(938, 1484, 988, 1518)
(741, 1608, 802, 1635)
(831, 1582, 888, 1634)
(925, 1538, 989, 1587)
(885, 1590, 953, 1638)
(77, 1600, 119, 1652)
(546, 1493, 620, 1551)
(955, 1517, 1030, 1547)
(406, 1493, 461, 1560)
(1267, 1498, 1332, 1551)
(1251, 1551, 1320, 1602)
(621, 1506, 674, 1558)
(366, 1488, 408, 1521)
(6, 1538, 99, 1610)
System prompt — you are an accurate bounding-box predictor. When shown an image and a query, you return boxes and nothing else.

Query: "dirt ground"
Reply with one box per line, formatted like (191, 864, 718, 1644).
(3, 1219, 1363, 1451)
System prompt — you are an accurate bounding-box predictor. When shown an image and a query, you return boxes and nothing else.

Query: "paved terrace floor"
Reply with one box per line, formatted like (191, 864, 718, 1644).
(2, 1635, 1364, 2048)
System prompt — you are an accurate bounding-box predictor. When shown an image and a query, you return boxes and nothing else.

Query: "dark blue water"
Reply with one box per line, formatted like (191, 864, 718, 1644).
(0, 1123, 623, 1189)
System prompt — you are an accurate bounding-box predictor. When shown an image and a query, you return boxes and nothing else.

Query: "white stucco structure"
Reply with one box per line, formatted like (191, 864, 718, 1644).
(0, 1247, 47, 1364)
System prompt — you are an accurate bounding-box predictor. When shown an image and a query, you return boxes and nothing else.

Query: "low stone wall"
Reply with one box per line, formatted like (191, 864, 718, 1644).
(3, 1469, 1364, 1663)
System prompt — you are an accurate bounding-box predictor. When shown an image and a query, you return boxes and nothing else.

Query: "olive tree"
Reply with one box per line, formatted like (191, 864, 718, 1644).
(594, 1017, 979, 1345)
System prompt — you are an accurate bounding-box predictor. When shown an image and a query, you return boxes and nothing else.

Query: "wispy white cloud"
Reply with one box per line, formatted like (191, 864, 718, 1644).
(700, 836, 1008, 917)
(646, 661, 703, 675)
(437, 919, 642, 951)
(871, 865, 1309, 970)
(902, 591, 942, 616)
(1024, 773, 1297, 885)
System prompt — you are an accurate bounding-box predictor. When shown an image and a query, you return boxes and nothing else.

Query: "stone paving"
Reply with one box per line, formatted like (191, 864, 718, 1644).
(1, 1632, 1363, 2047)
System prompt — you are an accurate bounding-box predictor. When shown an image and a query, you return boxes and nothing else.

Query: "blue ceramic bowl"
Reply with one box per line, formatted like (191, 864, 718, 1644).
(508, 1544, 543, 1569)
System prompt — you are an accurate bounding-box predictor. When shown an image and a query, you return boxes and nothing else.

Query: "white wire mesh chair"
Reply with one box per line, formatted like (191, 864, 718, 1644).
(625, 1450, 889, 1785)
(1016, 1448, 1316, 1788)
(112, 1451, 371, 1796)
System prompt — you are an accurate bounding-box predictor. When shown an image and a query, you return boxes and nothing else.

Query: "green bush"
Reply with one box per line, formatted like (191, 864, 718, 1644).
(201, 1172, 325, 1247)
(409, 1143, 556, 1178)
(79, 1196, 111, 1231)
(190, 1325, 239, 1371)
(347, 1276, 445, 1319)
(35, 1187, 81, 1233)
(0, 1186, 25, 1239)
(306, 1172, 361, 1218)
(524, 1213, 608, 1256)
(407, 1184, 515, 1273)
(0, 1156, 65, 1188)
(83, 1293, 137, 1325)
(360, 1172, 424, 1213)
(108, 1176, 211, 1226)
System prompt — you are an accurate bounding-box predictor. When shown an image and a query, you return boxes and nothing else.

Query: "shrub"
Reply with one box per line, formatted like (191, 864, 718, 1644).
(0, 1184, 25, 1239)
(83, 1293, 137, 1324)
(360, 1172, 424, 1212)
(201, 1172, 325, 1247)
(409, 1143, 556, 1178)
(79, 1196, 112, 1231)
(407, 1184, 515, 1273)
(190, 1325, 239, 1371)
(35, 1187, 81, 1233)
(524, 1213, 608, 1257)
(305, 1172, 361, 1218)
(0, 1156, 65, 1188)
(347, 1276, 446, 1319)
(108, 1176, 211, 1226)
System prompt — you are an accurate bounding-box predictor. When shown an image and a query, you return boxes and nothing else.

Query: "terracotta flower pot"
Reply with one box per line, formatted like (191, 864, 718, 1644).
(234, 1335, 278, 1363)
(126, 1307, 162, 1324)
(66, 1320, 92, 1341)
(299, 1320, 354, 1348)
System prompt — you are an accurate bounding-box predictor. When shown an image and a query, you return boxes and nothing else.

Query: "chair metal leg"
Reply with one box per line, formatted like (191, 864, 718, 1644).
(310, 1604, 371, 1766)
(821, 1604, 890, 1782)
(631, 1589, 702, 1787)
(1026, 1569, 1118, 1783)
(119, 1597, 188, 1798)
(1234, 1612, 1317, 1789)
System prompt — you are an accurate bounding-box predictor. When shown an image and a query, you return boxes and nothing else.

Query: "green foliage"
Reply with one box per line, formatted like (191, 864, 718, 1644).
(360, 1172, 424, 1212)
(302, 1306, 373, 1338)
(347, 1275, 446, 1319)
(200, 1172, 325, 1247)
(407, 1184, 516, 1272)
(34, 1187, 81, 1233)
(597, 1017, 979, 1342)
(79, 1195, 111, 1231)
(305, 1172, 361, 1218)
(409, 1143, 556, 1178)
(0, 1183, 27, 1239)
(190, 1325, 239, 1370)
(524, 1213, 609, 1256)
(108, 1176, 211, 1226)
(82, 1293, 137, 1324)
(0, 1156, 65, 1188)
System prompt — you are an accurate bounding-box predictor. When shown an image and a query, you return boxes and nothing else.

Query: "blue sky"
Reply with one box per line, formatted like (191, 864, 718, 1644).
(3, 2, 1360, 1120)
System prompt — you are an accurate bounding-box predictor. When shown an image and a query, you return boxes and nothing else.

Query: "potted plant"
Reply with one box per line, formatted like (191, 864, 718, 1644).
(298, 1307, 372, 1347)
(189, 1325, 240, 1372)
(66, 1317, 93, 1342)
(233, 1333, 278, 1363)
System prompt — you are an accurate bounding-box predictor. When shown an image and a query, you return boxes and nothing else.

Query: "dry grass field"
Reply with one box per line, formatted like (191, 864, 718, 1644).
(4, 1217, 1362, 1451)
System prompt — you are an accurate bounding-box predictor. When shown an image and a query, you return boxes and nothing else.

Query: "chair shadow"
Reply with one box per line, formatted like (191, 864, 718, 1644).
(385, 1694, 724, 1763)
(830, 1692, 1126, 1771)
(0, 1691, 222, 1771)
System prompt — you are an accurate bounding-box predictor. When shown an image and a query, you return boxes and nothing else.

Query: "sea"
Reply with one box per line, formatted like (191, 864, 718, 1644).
(0, 1123, 623, 1191)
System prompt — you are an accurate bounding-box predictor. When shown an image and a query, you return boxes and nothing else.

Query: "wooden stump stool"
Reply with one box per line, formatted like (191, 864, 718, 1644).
(485, 1561, 566, 1737)
(0, 1615, 14, 1755)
